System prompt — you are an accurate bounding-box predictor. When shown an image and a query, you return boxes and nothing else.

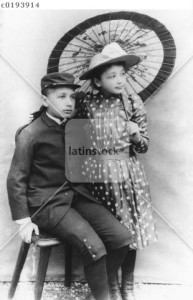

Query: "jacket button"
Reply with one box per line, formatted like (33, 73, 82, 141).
(92, 254, 96, 258)
(83, 239, 87, 243)
(88, 246, 92, 249)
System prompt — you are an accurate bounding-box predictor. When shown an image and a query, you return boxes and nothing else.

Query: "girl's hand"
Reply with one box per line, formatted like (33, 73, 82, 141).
(118, 111, 141, 143)
(19, 221, 39, 243)
(128, 121, 141, 144)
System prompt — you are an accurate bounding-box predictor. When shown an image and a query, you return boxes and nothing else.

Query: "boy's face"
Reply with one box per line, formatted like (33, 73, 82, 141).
(43, 86, 76, 120)
(94, 65, 126, 95)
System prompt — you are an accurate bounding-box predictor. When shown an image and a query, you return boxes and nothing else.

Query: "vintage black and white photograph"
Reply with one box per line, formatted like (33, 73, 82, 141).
(0, 3, 193, 300)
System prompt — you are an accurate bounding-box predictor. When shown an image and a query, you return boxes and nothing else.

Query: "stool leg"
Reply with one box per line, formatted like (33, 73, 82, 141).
(34, 247, 52, 300)
(65, 243, 72, 287)
(8, 241, 30, 299)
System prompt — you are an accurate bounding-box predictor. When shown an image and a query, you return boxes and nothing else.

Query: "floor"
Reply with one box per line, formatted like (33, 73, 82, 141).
(1, 282, 193, 300)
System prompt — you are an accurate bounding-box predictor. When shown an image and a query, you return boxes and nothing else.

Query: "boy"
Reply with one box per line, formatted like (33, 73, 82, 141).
(7, 72, 132, 300)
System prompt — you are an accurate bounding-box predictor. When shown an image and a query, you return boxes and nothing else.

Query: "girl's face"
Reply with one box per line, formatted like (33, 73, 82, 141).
(94, 64, 127, 95)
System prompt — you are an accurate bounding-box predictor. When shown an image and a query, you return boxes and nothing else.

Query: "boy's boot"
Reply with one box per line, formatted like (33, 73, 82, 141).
(84, 256, 110, 300)
(121, 250, 136, 300)
(106, 246, 130, 300)
(107, 270, 122, 300)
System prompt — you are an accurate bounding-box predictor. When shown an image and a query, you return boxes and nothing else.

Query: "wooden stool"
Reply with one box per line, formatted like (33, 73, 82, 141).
(8, 233, 73, 300)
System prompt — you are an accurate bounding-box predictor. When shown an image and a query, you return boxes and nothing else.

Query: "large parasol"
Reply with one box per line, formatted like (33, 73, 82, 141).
(47, 11, 176, 101)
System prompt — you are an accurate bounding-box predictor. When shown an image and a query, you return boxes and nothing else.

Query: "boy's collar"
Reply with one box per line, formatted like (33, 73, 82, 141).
(46, 111, 66, 125)
(41, 111, 63, 128)
(41, 110, 77, 128)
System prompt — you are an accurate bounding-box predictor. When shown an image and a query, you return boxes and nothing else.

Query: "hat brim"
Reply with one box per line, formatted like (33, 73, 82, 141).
(80, 54, 140, 80)
(42, 83, 80, 93)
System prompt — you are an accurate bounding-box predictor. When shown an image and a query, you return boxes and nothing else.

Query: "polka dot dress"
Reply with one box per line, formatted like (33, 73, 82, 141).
(81, 92, 157, 250)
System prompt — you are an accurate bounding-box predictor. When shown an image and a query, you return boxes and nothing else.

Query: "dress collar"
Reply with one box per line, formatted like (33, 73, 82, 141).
(87, 92, 123, 109)
(98, 91, 122, 100)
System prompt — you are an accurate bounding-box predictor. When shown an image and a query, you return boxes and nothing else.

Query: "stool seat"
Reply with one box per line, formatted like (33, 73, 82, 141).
(31, 233, 63, 247)
(8, 232, 72, 300)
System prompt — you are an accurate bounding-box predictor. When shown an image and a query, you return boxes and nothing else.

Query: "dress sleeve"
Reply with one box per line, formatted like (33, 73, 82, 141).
(130, 94, 149, 153)
(7, 127, 34, 220)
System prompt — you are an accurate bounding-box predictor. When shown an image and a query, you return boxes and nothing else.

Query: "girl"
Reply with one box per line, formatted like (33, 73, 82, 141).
(78, 42, 157, 300)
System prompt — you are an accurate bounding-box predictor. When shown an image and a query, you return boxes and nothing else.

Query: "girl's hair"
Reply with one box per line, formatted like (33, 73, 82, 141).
(30, 87, 54, 122)
(30, 105, 47, 123)
(90, 62, 127, 89)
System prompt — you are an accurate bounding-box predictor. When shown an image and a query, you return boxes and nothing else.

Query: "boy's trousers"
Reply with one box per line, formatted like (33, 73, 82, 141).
(32, 196, 132, 265)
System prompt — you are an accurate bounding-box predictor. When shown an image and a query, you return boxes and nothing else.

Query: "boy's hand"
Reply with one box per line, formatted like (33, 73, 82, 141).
(19, 221, 39, 243)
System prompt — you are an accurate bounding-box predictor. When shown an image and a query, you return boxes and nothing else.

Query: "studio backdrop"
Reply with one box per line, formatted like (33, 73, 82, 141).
(0, 9, 193, 283)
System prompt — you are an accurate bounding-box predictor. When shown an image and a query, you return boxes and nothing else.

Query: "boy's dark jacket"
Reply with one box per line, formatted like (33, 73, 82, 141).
(7, 111, 98, 229)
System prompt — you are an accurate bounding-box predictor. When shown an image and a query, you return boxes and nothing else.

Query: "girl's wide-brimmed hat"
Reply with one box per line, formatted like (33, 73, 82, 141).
(79, 42, 140, 80)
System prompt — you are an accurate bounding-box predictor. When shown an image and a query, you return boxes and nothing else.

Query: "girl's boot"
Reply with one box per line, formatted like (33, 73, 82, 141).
(121, 272, 135, 300)
(106, 246, 130, 300)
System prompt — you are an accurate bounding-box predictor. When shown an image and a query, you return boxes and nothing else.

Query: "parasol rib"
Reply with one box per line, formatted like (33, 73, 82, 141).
(74, 77, 83, 85)
(127, 29, 154, 46)
(85, 81, 92, 92)
(76, 78, 89, 89)
(120, 17, 138, 42)
(86, 19, 105, 46)
(64, 32, 97, 49)
(144, 60, 175, 66)
(128, 76, 147, 90)
(126, 76, 146, 95)
(56, 63, 86, 72)
(126, 18, 156, 45)
(130, 69, 163, 80)
(54, 59, 90, 67)
(124, 81, 136, 94)
(50, 56, 91, 62)
(76, 24, 103, 47)
(108, 13, 111, 43)
(124, 13, 146, 39)
(56, 41, 95, 53)
(133, 72, 164, 87)
(123, 14, 148, 44)
(125, 39, 175, 51)
(135, 48, 175, 53)
(59, 55, 92, 60)
(115, 17, 133, 42)
(139, 62, 170, 72)
(98, 15, 108, 45)
(140, 31, 174, 43)
(58, 48, 94, 55)
(113, 19, 121, 42)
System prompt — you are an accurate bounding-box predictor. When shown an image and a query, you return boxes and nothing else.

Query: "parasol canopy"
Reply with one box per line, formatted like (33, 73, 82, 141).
(47, 11, 176, 101)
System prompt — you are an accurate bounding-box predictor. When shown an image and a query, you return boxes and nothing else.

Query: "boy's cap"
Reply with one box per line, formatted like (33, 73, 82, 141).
(80, 42, 140, 80)
(41, 72, 80, 92)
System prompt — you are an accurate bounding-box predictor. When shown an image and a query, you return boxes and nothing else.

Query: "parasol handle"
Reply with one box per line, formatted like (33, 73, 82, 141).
(121, 88, 134, 121)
